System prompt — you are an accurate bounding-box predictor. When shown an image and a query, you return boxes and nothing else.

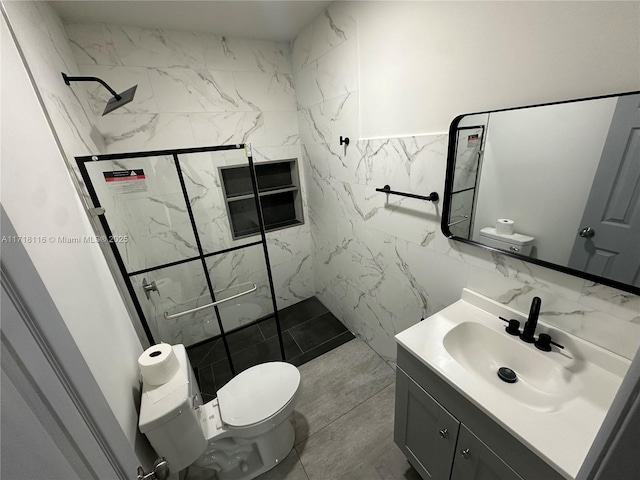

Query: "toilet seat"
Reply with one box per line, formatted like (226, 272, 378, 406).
(217, 362, 300, 428)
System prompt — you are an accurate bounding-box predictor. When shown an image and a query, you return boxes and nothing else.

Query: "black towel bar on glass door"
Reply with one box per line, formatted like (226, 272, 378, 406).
(376, 185, 439, 202)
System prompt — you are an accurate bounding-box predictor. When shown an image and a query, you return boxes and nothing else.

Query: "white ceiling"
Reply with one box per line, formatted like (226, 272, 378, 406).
(49, 1, 333, 42)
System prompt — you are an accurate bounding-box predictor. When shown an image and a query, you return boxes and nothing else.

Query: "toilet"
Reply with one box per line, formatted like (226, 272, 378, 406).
(138, 344, 301, 480)
(478, 226, 535, 256)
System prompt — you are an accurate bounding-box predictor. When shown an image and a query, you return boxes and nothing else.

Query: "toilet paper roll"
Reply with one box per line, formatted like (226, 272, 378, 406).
(496, 218, 515, 235)
(138, 343, 179, 386)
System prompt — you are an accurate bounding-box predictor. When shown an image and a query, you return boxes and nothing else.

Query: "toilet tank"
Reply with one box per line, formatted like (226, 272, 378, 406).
(479, 227, 535, 256)
(138, 344, 207, 472)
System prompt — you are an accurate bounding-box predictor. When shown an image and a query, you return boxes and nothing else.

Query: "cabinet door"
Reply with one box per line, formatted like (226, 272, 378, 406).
(395, 368, 460, 479)
(451, 425, 523, 480)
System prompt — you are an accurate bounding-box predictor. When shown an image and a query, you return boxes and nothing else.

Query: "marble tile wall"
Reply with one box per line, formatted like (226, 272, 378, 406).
(63, 21, 315, 345)
(64, 23, 299, 154)
(2, 1, 104, 177)
(293, 2, 639, 363)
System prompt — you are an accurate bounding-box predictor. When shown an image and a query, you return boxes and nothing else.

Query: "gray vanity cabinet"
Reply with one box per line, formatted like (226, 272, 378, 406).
(395, 344, 562, 480)
(395, 368, 522, 480)
(394, 368, 460, 479)
(450, 426, 521, 480)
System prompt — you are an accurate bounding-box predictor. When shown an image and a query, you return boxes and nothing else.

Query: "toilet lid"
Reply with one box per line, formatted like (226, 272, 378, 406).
(217, 362, 300, 427)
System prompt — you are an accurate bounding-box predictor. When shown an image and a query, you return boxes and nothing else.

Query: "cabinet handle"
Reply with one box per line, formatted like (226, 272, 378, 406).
(460, 448, 470, 459)
(439, 428, 448, 439)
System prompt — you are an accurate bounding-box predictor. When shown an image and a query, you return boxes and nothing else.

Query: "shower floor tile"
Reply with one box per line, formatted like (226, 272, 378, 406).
(288, 312, 350, 352)
(258, 296, 329, 338)
(195, 324, 266, 367)
(190, 296, 354, 397)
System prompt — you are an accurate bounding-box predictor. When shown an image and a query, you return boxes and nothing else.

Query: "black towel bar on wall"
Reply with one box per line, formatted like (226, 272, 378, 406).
(376, 185, 439, 202)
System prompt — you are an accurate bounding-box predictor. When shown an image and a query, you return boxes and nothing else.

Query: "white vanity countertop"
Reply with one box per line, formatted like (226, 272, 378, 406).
(395, 289, 631, 480)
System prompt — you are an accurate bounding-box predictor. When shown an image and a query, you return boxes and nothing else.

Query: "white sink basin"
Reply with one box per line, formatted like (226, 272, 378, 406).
(395, 288, 630, 479)
(443, 321, 583, 412)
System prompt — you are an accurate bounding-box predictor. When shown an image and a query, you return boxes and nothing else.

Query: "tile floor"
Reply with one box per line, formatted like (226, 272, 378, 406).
(256, 338, 421, 480)
(187, 297, 355, 402)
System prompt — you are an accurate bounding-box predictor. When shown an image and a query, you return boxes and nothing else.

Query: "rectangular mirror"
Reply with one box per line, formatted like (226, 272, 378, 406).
(442, 91, 640, 295)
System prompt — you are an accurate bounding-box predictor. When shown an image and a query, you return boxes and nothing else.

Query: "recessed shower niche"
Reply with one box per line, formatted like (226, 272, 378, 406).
(220, 159, 304, 239)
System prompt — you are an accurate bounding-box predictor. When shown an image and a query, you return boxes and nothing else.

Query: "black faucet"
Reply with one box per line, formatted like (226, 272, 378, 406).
(520, 296, 541, 343)
(499, 296, 565, 351)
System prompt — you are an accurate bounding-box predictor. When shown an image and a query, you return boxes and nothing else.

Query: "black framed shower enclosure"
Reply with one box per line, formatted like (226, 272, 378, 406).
(76, 144, 286, 377)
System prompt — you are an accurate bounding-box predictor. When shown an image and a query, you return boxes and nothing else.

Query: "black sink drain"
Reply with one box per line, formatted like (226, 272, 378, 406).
(497, 367, 517, 384)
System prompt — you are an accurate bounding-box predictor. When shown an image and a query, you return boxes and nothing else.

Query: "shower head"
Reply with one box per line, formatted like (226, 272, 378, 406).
(102, 84, 137, 115)
(61, 72, 138, 115)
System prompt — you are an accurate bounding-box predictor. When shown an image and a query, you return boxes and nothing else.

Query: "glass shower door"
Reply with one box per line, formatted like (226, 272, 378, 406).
(83, 154, 209, 344)
(78, 145, 285, 389)
(83, 154, 199, 272)
(180, 150, 284, 387)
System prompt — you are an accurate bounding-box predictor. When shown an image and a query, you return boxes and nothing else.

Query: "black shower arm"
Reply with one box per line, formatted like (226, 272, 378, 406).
(61, 72, 121, 100)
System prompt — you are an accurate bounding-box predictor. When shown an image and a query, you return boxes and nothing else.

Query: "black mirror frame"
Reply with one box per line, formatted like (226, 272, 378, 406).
(441, 91, 640, 296)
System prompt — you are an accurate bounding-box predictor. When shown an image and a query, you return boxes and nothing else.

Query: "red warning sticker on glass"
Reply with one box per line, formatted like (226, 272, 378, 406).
(103, 169, 147, 194)
(103, 169, 145, 182)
